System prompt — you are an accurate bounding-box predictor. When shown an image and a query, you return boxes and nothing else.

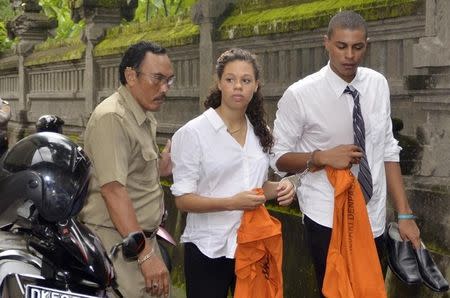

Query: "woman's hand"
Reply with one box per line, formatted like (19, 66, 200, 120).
(230, 190, 266, 210)
(276, 179, 295, 206)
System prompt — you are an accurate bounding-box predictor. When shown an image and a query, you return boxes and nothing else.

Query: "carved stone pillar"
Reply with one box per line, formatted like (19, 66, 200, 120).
(191, 0, 235, 111)
(413, 0, 450, 68)
(71, 0, 138, 118)
(7, 0, 56, 140)
(409, 0, 450, 177)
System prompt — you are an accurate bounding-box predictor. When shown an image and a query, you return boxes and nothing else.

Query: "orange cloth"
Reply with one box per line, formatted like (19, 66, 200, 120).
(235, 205, 283, 298)
(322, 167, 386, 298)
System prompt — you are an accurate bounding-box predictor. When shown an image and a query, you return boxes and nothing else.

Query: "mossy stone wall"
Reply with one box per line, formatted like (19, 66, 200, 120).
(23, 16, 199, 66)
(219, 0, 420, 40)
(94, 17, 199, 58)
(24, 36, 85, 66)
(20, 0, 421, 65)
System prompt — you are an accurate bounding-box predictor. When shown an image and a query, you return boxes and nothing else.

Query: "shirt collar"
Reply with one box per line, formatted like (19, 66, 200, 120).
(204, 107, 226, 132)
(118, 85, 157, 126)
(325, 61, 363, 97)
(204, 107, 251, 133)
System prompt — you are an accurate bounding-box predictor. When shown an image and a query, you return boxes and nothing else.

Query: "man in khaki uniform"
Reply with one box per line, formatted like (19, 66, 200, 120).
(80, 41, 174, 297)
(0, 98, 11, 156)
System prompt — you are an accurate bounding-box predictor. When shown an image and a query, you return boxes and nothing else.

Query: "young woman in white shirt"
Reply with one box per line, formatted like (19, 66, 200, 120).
(171, 48, 295, 298)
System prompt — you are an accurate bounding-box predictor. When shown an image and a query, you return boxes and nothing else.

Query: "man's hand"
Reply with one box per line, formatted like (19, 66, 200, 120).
(385, 162, 421, 249)
(276, 179, 295, 206)
(159, 139, 172, 177)
(141, 252, 170, 297)
(398, 219, 421, 249)
(315, 144, 363, 169)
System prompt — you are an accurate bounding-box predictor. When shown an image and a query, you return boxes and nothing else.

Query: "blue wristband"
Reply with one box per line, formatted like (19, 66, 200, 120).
(397, 213, 417, 220)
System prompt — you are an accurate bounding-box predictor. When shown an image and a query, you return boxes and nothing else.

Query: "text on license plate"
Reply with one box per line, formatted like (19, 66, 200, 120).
(25, 284, 97, 298)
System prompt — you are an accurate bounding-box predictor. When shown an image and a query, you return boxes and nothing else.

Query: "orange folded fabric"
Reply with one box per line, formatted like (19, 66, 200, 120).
(322, 167, 386, 298)
(235, 205, 283, 298)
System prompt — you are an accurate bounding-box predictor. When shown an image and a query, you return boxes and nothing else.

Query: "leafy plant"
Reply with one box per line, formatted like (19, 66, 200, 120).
(0, 0, 16, 53)
(0, 21, 13, 53)
(0, 0, 15, 21)
(39, 0, 84, 40)
(134, 0, 197, 21)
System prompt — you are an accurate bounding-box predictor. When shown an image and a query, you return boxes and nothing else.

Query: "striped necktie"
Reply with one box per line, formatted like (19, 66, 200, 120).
(344, 86, 373, 203)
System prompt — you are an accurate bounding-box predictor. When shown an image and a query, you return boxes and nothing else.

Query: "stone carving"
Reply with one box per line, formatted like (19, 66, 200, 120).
(70, 0, 137, 45)
(71, 0, 138, 24)
(7, 1, 56, 55)
(416, 119, 450, 177)
(10, 0, 41, 13)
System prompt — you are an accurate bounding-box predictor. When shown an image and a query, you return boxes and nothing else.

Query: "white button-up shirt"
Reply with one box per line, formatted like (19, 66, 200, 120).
(171, 108, 269, 258)
(271, 63, 401, 238)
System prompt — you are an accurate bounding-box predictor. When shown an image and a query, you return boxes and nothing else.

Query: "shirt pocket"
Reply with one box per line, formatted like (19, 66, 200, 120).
(135, 146, 159, 184)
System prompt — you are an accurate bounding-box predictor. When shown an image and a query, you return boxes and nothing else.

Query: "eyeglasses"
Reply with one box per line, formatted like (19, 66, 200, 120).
(137, 71, 176, 88)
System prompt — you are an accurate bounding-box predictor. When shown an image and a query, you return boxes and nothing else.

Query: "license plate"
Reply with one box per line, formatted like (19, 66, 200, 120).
(25, 284, 98, 298)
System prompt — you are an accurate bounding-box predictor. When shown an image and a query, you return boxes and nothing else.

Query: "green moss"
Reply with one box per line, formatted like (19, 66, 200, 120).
(94, 17, 199, 57)
(67, 134, 80, 144)
(24, 35, 85, 66)
(34, 32, 83, 52)
(160, 178, 173, 188)
(219, 0, 419, 40)
(235, 0, 314, 12)
(170, 264, 186, 290)
(266, 203, 302, 217)
(425, 240, 450, 257)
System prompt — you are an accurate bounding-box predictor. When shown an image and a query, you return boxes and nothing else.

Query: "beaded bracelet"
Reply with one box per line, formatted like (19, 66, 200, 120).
(397, 213, 417, 220)
(137, 247, 155, 266)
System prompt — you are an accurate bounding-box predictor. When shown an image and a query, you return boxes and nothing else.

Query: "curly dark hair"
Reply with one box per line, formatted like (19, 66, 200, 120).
(204, 48, 274, 153)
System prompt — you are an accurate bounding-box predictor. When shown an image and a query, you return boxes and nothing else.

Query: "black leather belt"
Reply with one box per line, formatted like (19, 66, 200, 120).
(143, 228, 158, 239)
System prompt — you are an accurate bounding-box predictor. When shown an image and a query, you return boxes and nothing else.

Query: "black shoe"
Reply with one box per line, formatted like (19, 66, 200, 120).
(385, 222, 422, 285)
(414, 243, 449, 292)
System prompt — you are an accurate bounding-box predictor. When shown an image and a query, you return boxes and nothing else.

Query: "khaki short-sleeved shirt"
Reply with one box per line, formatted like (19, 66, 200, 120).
(79, 86, 164, 230)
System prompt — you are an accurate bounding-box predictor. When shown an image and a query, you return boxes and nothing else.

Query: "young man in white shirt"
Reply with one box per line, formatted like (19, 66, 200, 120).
(271, 10, 420, 295)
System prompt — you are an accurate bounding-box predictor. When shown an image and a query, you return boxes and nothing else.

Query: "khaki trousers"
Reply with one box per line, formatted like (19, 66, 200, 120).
(86, 224, 172, 298)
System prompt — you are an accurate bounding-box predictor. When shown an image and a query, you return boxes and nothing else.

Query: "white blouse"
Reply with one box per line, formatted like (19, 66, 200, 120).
(171, 108, 269, 258)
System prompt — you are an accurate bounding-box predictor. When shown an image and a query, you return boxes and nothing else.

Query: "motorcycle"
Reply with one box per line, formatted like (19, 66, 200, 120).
(0, 132, 176, 297)
(0, 133, 144, 297)
(0, 217, 146, 298)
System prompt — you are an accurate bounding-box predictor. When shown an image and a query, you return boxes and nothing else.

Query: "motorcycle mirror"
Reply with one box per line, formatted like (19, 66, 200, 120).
(122, 231, 146, 260)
